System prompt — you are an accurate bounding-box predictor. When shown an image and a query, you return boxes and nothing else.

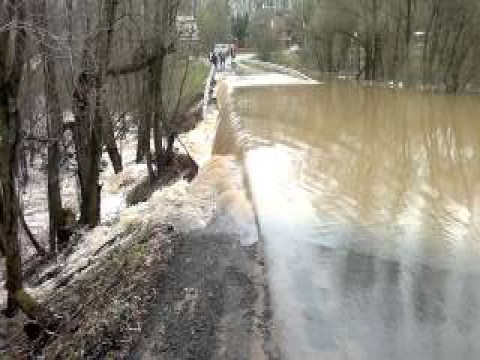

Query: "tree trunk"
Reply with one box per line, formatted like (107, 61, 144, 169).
(0, 230, 5, 257)
(73, 0, 119, 227)
(153, 111, 164, 171)
(0, 91, 23, 315)
(0, 0, 42, 317)
(41, 0, 63, 253)
(136, 113, 149, 163)
(364, 37, 374, 80)
(166, 133, 176, 166)
(19, 207, 46, 256)
(103, 110, 123, 173)
(151, 55, 166, 172)
(72, 68, 95, 226)
(146, 112, 155, 182)
(404, 0, 413, 65)
(373, 32, 383, 80)
(136, 72, 152, 163)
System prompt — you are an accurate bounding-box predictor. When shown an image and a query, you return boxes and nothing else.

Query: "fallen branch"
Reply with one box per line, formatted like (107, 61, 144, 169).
(19, 207, 47, 256)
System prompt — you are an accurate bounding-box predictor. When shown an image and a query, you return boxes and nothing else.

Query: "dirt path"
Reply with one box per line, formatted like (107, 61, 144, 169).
(128, 60, 285, 360)
(131, 222, 279, 360)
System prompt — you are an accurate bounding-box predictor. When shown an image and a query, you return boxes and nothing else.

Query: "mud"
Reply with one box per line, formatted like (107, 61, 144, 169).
(131, 225, 277, 360)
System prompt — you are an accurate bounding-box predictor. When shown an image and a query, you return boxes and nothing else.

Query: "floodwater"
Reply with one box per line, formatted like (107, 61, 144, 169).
(216, 79, 480, 359)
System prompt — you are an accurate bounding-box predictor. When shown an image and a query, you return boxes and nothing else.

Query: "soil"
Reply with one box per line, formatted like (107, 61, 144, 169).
(131, 223, 278, 360)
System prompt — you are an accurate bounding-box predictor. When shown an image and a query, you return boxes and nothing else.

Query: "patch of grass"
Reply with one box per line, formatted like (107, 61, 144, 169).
(270, 51, 302, 69)
(163, 58, 209, 115)
(9, 224, 179, 359)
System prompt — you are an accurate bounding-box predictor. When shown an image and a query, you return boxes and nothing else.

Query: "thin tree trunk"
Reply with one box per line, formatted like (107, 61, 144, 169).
(153, 111, 164, 171)
(41, 0, 63, 253)
(364, 37, 374, 80)
(103, 110, 123, 173)
(72, 67, 94, 225)
(404, 0, 413, 66)
(0, 230, 5, 257)
(166, 133, 175, 166)
(19, 207, 46, 256)
(150, 55, 166, 172)
(136, 114, 149, 163)
(146, 112, 155, 182)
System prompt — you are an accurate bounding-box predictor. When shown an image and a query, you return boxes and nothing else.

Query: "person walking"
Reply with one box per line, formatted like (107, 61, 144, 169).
(210, 50, 218, 70)
(229, 44, 236, 69)
(219, 51, 226, 70)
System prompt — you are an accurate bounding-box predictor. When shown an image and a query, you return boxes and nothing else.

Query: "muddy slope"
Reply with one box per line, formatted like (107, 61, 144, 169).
(131, 225, 277, 360)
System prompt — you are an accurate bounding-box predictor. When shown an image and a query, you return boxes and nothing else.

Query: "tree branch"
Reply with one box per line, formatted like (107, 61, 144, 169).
(107, 54, 158, 77)
(107, 43, 176, 77)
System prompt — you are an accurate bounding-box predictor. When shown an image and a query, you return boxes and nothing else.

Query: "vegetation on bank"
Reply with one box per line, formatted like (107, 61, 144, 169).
(229, 0, 480, 93)
(0, 0, 208, 351)
(10, 223, 178, 358)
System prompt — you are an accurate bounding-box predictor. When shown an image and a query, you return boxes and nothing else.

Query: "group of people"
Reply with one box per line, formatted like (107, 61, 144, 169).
(209, 44, 236, 71)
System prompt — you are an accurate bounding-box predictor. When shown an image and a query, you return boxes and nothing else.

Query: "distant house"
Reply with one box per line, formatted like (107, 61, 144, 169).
(231, 0, 293, 15)
(260, 0, 292, 11)
(176, 15, 199, 42)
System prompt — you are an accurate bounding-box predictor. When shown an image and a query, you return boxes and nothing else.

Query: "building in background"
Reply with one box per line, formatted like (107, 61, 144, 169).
(176, 15, 200, 42)
(260, 0, 292, 11)
(230, 0, 293, 15)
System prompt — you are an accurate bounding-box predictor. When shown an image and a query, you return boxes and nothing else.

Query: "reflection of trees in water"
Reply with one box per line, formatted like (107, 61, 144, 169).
(340, 249, 402, 322)
(338, 246, 480, 332)
(456, 273, 480, 334)
(412, 264, 447, 325)
(235, 83, 480, 356)
(343, 251, 376, 290)
(235, 83, 480, 253)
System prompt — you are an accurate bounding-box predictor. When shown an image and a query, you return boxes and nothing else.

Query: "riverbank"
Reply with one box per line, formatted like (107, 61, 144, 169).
(4, 64, 277, 359)
(130, 65, 276, 360)
(4, 94, 219, 356)
(262, 50, 480, 94)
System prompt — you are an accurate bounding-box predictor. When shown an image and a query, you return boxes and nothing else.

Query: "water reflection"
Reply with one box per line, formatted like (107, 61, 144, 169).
(228, 82, 480, 359)
(412, 263, 447, 325)
(236, 83, 480, 264)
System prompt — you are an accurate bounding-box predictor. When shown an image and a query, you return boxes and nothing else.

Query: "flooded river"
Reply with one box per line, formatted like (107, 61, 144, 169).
(216, 77, 480, 359)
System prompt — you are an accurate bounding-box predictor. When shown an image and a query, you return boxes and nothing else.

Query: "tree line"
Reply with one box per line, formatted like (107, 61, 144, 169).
(1, 0, 204, 321)
(242, 0, 480, 92)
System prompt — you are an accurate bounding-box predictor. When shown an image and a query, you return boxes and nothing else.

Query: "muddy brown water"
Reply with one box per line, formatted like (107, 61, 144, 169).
(216, 79, 480, 359)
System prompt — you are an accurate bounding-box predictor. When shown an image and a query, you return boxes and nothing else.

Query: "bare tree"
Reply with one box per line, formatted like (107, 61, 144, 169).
(0, 0, 43, 317)
(286, 0, 480, 91)
(37, 0, 64, 253)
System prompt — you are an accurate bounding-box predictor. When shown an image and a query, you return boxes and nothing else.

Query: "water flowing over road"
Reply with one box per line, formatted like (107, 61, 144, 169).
(215, 61, 480, 359)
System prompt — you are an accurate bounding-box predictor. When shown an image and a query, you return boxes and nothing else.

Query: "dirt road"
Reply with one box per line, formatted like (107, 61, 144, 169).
(131, 224, 279, 360)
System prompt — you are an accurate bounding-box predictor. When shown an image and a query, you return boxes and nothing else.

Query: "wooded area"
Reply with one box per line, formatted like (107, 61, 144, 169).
(2, 0, 480, 352)
(0, 0, 204, 321)
(244, 0, 480, 92)
(299, 0, 480, 90)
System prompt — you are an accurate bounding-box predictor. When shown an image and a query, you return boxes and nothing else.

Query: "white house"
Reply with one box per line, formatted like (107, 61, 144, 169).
(260, 0, 292, 11)
(176, 15, 199, 42)
(231, 0, 293, 15)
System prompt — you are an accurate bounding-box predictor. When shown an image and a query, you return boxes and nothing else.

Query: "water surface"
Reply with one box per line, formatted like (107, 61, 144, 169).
(225, 81, 480, 359)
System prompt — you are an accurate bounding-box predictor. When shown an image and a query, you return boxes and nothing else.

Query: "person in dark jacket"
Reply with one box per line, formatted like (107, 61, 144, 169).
(219, 51, 226, 69)
(210, 51, 218, 69)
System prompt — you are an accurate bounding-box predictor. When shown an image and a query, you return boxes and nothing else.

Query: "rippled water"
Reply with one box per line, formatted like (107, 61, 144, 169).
(220, 80, 480, 359)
